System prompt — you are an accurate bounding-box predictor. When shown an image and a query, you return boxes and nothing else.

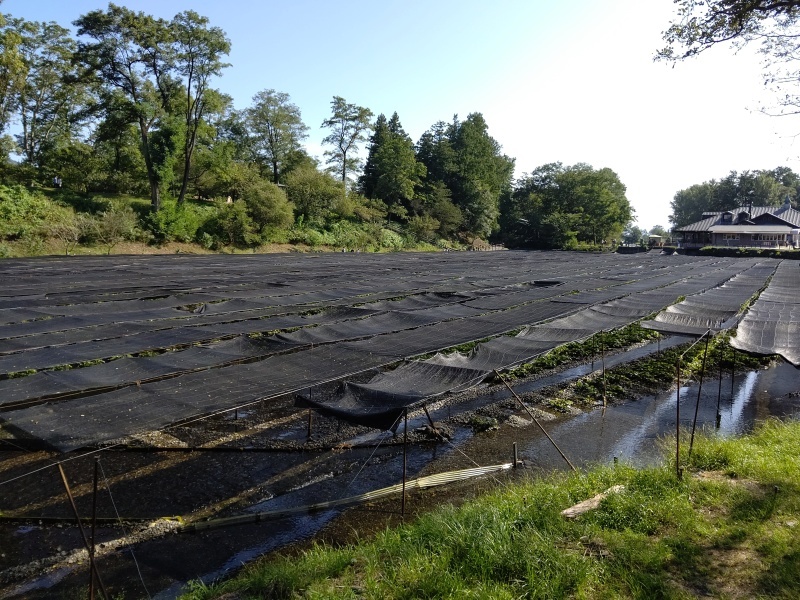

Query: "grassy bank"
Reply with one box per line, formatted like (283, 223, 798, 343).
(181, 418, 800, 599)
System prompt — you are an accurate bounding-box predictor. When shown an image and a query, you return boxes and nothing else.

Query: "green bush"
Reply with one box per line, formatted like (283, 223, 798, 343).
(379, 228, 405, 251)
(241, 180, 294, 233)
(144, 199, 215, 243)
(0, 185, 53, 240)
(198, 200, 258, 248)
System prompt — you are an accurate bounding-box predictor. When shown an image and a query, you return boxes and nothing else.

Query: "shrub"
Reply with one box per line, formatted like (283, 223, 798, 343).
(94, 201, 140, 254)
(144, 199, 214, 243)
(241, 180, 294, 233)
(198, 200, 258, 248)
(0, 185, 52, 240)
(379, 228, 405, 251)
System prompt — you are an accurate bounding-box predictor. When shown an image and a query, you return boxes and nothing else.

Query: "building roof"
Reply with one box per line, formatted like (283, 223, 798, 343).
(675, 204, 800, 232)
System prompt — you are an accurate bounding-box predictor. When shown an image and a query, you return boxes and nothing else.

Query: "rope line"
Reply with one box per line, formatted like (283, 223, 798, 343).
(98, 460, 152, 600)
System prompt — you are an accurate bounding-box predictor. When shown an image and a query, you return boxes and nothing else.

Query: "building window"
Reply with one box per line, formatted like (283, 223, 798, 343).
(722, 233, 739, 240)
(753, 234, 786, 242)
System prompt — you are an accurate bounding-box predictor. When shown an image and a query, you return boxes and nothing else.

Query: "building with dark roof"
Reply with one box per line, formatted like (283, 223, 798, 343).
(674, 197, 800, 249)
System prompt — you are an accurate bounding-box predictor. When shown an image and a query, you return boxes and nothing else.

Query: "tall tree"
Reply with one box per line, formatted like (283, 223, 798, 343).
(171, 10, 230, 205)
(11, 18, 91, 171)
(500, 162, 631, 249)
(0, 8, 27, 136)
(359, 113, 389, 199)
(74, 4, 176, 210)
(418, 113, 514, 239)
(321, 96, 373, 186)
(359, 112, 425, 220)
(246, 89, 308, 184)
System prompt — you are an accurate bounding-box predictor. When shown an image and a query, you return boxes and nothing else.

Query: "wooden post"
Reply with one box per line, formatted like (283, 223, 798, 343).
(513, 442, 518, 468)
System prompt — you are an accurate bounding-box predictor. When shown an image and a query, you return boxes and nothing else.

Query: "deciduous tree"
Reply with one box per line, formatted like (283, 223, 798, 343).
(172, 10, 230, 205)
(321, 96, 373, 186)
(246, 89, 308, 184)
(74, 4, 176, 210)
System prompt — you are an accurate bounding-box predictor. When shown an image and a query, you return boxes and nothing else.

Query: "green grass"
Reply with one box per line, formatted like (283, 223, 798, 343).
(180, 419, 800, 599)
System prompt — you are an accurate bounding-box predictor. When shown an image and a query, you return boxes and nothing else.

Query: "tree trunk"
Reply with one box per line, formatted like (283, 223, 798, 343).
(138, 118, 161, 211)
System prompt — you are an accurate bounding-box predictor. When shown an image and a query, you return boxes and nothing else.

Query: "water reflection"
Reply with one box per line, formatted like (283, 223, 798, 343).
(519, 364, 800, 470)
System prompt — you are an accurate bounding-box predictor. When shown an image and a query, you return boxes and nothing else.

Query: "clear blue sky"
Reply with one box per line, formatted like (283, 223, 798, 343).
(5, 0, 799, 230)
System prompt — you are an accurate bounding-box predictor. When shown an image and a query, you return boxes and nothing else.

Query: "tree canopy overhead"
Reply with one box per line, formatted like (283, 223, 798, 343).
(659, 1, 800, 116)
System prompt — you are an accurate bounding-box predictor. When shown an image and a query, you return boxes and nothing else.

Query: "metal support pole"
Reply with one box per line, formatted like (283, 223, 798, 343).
(676, 358, 682, 480)
(57, 464, 109, 600)
(601, 331, 607, 407)
(401, 409, 408, 517)
(730, 346, 736, 399)
(689, 332, 711, 458)
(513, 442, 518, 468)
(716, 343, 724, 428)
(307, 408, 313, 440)
(89, 457, 99, 600)
(495, 371, 577, 472)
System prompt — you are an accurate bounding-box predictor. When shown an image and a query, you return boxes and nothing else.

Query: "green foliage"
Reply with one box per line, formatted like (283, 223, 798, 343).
(321, 95, 374, 185)
(660, 1, 800, 122)
(94, 200, 140, 254)
(284, 166, 344, 225)
(199, 200, 257, 248)
(500, 162, 631, 250)
(0, 185, 52, 240)
(240, 178, 294, 233)
(360, 112, 426, 221)
(246, 89, 309, 183)
(417, 114, 514, 239)
(144, 199, 215, 243)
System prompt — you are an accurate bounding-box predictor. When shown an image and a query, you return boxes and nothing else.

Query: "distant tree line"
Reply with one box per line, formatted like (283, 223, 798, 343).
(669, 167, 800, 228)
(0, 4, 633, 252)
